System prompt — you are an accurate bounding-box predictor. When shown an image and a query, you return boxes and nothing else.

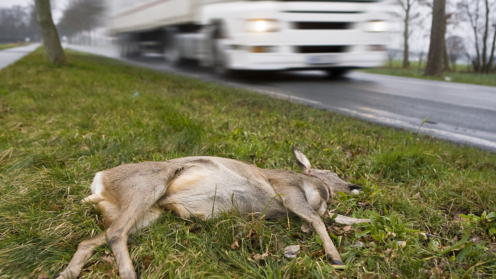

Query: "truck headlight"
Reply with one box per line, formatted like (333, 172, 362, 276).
(245, 19, 280, 33)
(363, 20, 387, 32)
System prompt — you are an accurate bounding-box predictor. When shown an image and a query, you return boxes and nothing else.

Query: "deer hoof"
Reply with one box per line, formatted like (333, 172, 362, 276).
(327, 255, 344, 265)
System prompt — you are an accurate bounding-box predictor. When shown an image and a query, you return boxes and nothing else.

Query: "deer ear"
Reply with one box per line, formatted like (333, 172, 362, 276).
(292, 146, 311, 174)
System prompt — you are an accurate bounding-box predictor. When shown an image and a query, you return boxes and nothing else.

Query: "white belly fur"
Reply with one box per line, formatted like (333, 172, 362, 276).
(160, 165, 279, 218)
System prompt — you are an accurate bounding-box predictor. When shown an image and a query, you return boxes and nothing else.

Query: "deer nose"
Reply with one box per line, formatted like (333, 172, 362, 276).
(348, 184, 362, 191)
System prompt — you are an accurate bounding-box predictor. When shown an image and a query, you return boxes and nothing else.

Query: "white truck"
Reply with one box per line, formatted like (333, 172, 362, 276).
(107, 0, 388, 76)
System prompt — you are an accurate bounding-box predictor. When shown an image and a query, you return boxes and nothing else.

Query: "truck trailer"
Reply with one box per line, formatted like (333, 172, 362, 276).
(107, 0, 389, 76)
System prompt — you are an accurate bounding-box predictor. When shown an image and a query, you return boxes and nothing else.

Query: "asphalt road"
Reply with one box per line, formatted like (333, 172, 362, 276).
(66, 44, 496, 152)
(0, 43, 40, 71)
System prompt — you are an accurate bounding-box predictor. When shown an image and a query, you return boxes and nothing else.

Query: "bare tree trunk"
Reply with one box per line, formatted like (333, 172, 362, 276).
(488, 26, 496, 72)
(35, 0, 66, 66)
(481, 0, 490, 73)
(425, 0, 446, 77)
(466, 0, 481, 72)
(402, 10, 410, 68)
(443, 41, 450, 71)
(418, 51, 424, 70)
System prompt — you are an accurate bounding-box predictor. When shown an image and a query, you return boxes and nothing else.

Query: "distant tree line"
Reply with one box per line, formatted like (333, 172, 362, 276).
(0, 5, 40, 43)
(393, 0, 496, 74)
(57, 0, 106, 44)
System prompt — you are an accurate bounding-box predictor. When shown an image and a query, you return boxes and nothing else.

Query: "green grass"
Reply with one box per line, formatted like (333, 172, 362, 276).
(1, 49, 496, 278)
(0, 42, 30, 51)
(362, 60, 496, 87)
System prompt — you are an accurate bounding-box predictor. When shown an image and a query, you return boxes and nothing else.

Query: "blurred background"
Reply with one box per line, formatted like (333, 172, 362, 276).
(1, 0, 494, 73)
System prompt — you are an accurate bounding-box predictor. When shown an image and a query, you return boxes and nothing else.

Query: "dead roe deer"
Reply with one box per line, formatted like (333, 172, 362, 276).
(58, 147, 369, 279)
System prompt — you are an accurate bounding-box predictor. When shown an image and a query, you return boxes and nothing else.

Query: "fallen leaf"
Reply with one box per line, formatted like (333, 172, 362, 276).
(101, 255, 117, 268)
(229, 239, 240, 250)
(20, 128, 27, 133)
(37, 272, 49, 279)
(252, 253, 268, 261)
(142, 255, 154, 269)
(301, 222, 313, 233)
(284, 245, 300, 258)
(413, 192, 421, 199)
(351, 241, 364, 248)
(301, 245, 309, 254)
(49, 204, 63, 211)
(429, 266, 444, 279)
(213, 220, 228, 229)
(46, 120, 53, 124)
(290, 233, 302, 240)
(452, 213, 464, 223)
(384, 248, 393, 256)
(343, 226, 353, 232)
(246, 229, 255, 239)
(189, 224, 202, 233)
(311, 250, 324, 257)
(82, 143, 90, 151)
(489, 244, 496, 253)
(332, 226, 345, 235)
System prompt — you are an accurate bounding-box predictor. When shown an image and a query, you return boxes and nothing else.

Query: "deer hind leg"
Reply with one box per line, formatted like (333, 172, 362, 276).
(58, 205, 162, 279)
(129, 206, 162, 234)
(58, 232, 107, 279)
(102, 206, 154, 279)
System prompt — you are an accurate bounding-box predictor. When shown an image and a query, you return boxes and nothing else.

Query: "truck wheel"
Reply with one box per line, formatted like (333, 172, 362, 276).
(212, 40, 230, 76)
(200, 22, 232, 76)
(129, 42, 141, 57)
(325, 68, 350, 78)
(164, 28, 181, 66)
(119, 41, 129, 58)
(209, 25, 232, 76)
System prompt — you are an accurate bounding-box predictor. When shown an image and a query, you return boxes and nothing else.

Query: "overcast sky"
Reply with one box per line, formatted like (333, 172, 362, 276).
(0, 0, 68, 22)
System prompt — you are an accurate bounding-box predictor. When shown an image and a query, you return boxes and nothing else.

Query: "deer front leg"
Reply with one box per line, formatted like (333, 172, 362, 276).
(280, 188, 343, 265)
(333, 214, 370, 225)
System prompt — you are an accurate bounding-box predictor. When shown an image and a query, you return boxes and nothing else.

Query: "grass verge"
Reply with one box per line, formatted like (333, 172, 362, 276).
(1, 49, 495, 278)
(0, 42, 30, 51)
(362, 61, 496, 87)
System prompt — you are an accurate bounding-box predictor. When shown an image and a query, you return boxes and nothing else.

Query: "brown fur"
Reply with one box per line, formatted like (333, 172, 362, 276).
(58, 147, 367, 279)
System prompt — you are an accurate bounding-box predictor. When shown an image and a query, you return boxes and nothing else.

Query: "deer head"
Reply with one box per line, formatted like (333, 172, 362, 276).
(292, 146, 361, 196)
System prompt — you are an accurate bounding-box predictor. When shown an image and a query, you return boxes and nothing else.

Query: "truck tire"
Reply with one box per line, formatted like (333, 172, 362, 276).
(212, 39, 230, 75)
(119, 35, 140, 58)
(164, 28, 181, 65)
(203, 22, 232, 76)
(325, 68, 350, 78)
(119, 38, 128, 58)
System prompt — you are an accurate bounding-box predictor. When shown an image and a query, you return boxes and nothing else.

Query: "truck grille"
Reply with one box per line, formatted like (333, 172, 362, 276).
(296, 45, 349, 53)
(293, 22, 352, 30)
(280, 0, 380, 2)
(284, 10, 364, 13)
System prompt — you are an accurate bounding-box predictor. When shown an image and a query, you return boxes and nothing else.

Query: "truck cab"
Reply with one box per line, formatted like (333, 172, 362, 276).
(109, 0, 388, 76)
